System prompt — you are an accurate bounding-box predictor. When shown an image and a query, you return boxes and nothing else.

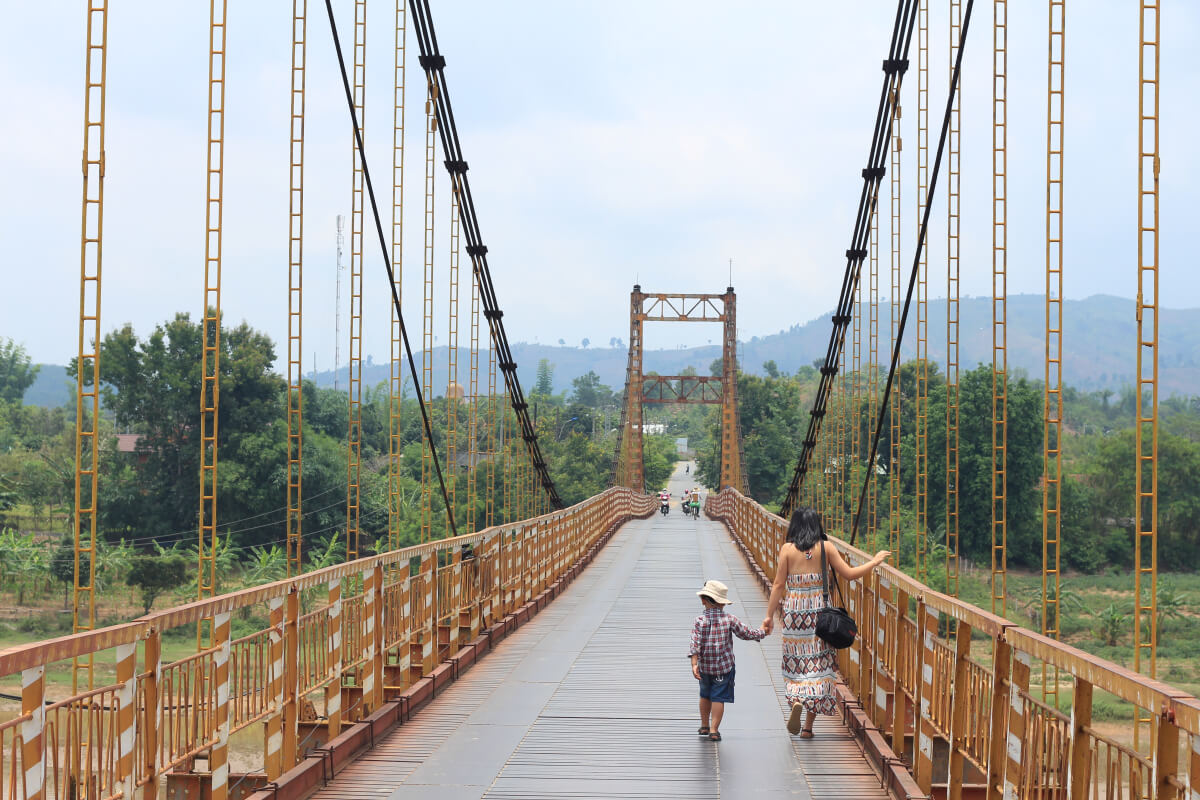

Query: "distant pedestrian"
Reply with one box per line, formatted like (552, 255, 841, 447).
(762, 508, 888, 738)
(688, 579, 768, 742)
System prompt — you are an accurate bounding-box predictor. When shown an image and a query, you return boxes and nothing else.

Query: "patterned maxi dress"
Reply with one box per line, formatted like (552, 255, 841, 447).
(781, 572, 838, 715)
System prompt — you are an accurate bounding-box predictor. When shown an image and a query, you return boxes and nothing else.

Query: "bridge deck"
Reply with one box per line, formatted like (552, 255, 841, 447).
(314, 471, 889, 799)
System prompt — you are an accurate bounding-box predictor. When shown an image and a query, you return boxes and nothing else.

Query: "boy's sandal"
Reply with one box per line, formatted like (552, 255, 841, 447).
(697, 727, 710, 736)
(708, 731, 722, 741)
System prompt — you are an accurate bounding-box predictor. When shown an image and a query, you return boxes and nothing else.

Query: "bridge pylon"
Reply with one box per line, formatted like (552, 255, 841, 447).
(613, 286, 745, 493)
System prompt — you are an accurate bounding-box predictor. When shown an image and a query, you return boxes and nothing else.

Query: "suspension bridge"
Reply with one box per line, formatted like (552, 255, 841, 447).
(1, 0, 1195, 798)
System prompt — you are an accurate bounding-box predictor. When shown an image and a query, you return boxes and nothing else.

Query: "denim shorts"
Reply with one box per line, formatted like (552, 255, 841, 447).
(699, 667, 735, 703)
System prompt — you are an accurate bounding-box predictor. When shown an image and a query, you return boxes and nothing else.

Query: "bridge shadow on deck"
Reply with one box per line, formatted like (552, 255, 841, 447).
(314, 479, 889, 799)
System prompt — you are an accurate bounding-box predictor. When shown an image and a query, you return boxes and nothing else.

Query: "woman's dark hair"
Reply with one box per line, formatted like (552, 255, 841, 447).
(786, 508, 827, 552)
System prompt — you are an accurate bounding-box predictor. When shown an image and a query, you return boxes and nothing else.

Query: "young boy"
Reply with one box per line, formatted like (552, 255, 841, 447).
(688, 579, 768, 742)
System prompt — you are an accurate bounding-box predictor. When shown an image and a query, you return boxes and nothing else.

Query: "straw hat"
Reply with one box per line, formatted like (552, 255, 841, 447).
(697, 579, 733, 605)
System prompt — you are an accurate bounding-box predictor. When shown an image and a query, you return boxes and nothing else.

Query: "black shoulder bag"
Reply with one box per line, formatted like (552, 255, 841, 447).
(815, 543, 857, 649)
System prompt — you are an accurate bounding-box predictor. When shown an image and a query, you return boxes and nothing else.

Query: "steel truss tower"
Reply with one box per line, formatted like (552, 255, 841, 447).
(616, 288, 744, 493)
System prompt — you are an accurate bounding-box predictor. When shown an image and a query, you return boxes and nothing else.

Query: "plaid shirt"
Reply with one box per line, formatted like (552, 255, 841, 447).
(688, 607, 766, 676)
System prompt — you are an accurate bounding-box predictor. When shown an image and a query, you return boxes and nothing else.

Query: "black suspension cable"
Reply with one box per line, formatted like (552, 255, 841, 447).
(322, 0, 459, 536)
(848, 0, 976, 546)
(407, 0, 562, 509)
(779, 0, 920, 519)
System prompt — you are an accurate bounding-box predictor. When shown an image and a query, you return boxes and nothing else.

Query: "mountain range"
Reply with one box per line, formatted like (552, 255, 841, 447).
(22, 295, 1200, 407)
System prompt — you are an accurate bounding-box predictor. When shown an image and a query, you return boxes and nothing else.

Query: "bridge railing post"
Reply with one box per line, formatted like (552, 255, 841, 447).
(116, 640, 137, 800)
(890, 586, 910, 757)
(143, 627, 162, 799)
(210, 611, 232, 800)
(914, 600, 937, 794)
(21, 664, 46, 800)
(440, 550, 460, 660)
(421, 551, 436, 675)
(947, 618, 972, 800)
(282, 587, 299, 770)
(985, 636, 1012, 800)
(1004, 650, 1031, 799)
(367, 562, 384, 713)
(847, 576, 862, 695)
(1066, 675, 1091, 800)
(861, 573, 878, 725)
(326, 577, 342, 738)
(1153, 700, 1180, 800)
(264, 598, 284, 781)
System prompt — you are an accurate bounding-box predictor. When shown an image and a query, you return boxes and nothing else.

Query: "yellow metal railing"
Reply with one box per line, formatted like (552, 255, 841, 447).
(707, 488, 1200, 800)
(0, 488, 653, 800)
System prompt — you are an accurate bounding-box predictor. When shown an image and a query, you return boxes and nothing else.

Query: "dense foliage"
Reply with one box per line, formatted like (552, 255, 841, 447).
(0, 323, 682, 579)
(702, 358, 1200, 573)
(5, 317, 1200, 586)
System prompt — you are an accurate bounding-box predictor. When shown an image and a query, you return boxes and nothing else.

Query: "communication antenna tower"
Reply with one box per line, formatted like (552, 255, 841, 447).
(334, 214, 345, 391)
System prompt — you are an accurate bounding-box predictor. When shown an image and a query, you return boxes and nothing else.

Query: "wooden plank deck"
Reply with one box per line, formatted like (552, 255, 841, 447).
(313, 466, 892, 800)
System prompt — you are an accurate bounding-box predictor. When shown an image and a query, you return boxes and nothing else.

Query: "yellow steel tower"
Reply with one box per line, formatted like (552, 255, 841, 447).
(1133, 0, 1161, 751)
(388, 0, 407, 558)
(991, 0, 1009, 616)
(914, 0, 930, 584)
(486, 327, 497, 529)
(889, 92, 902, 570)
(1043, 0, 1066, 707)
(867, 162, 880, 550)
(346, 0, 367, 563)
(467, 266, 480, 531)
(74, 0, 109, 691)
(420, 74, 437, 542)
(198, 0, 229, 647)
(285, 0, 307, 578)
(944, 0, 962, 598)
(446, 187, 461, 532)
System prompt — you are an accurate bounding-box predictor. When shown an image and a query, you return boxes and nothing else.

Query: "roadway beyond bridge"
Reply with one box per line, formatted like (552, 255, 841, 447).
(312, 463, 889, 799)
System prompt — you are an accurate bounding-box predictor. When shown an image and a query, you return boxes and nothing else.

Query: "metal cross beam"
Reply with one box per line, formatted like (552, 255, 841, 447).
(640, 375, 724, 405)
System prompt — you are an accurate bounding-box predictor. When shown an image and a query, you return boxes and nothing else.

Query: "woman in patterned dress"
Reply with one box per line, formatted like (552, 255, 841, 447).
(761, 508, 888, 738)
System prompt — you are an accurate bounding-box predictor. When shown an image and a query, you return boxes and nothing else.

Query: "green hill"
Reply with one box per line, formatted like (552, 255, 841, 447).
(21, 294, 1200, 408)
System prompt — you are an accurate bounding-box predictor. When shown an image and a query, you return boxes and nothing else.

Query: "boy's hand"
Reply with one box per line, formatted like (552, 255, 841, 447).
(691, 663, 701, 681)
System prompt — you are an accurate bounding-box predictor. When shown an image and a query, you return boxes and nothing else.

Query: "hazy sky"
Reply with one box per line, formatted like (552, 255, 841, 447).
(3, 2, 1199, 369)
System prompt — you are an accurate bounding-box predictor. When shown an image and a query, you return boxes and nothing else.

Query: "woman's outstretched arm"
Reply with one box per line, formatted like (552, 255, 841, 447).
(824, 541, 890, 582)
(762, 544, 791, 633)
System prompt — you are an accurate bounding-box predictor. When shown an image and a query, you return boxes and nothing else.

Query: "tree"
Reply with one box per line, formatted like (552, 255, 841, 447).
(0, 528, 48, 605)
(558, 338, 565, 346)
(126, 554, 189, 614)
(1095, 603, 1129, 647)
(50, 535, 84, 608)
(0, 339, 40, 403)
(581, 338, 590, 349)
(763, 360, 781, 379)
(81, 314, 287, 545)
(533, 359, 555, 397)
(569, 371, 613, 409)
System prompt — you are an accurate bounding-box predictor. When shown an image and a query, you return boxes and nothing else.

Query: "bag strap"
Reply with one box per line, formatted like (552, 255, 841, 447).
(818, 541, 846, 608)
